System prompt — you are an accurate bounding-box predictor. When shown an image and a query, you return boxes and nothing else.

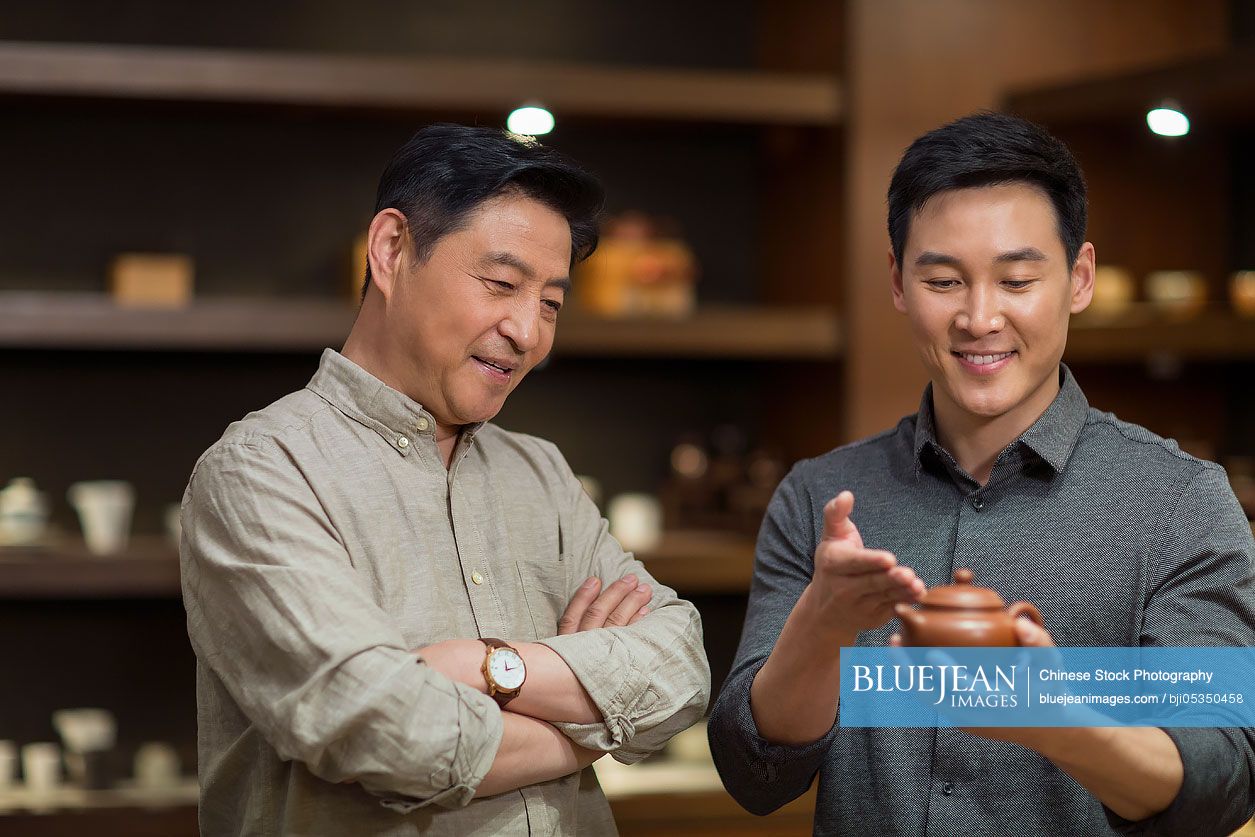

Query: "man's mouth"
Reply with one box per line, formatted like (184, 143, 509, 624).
(473, 356, 516, 376)
(953, 350, 1016, 366)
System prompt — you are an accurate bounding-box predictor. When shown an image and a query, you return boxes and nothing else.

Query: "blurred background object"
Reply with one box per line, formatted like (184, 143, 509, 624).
(576, 211, 698, 318)
(0, 1, 1251, 835)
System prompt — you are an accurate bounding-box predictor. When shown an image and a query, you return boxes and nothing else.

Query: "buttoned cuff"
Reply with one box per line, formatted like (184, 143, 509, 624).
(707, 661, 839, 813)
(372, 680, 503, 812)
(535, 631, 650, 755)
(1105, 727, 1253, 835)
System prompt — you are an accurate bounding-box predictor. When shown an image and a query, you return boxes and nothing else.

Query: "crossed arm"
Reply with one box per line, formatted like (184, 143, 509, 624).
(417, 572, 655, 798)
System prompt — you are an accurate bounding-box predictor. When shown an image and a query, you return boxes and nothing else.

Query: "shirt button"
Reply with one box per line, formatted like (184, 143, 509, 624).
(416, 417, 430, 432)
(971, 496, 984, 510)
(941, 782, 954, 796)
(470, 571, 484, 585)
(397, 436, 410, 449)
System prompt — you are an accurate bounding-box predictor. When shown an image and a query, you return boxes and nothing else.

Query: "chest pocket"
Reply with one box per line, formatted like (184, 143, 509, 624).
(515, 516, 571, 640)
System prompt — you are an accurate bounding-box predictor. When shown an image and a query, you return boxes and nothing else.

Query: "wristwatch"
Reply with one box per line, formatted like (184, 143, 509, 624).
(480, 638, 526, 708)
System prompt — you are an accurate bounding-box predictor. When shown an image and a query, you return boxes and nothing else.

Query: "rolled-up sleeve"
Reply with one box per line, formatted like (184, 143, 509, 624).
(1111, 465, 1255, 835)
(707, 462, 839, 814)
(181, 440, 503, 808)
(530, 440, 710, 764)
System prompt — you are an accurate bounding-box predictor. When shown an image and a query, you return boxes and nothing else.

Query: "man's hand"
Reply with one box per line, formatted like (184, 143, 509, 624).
(558, 574, 652, 635)
(805, 490, 925, 642)
(748, 490, 924, 745)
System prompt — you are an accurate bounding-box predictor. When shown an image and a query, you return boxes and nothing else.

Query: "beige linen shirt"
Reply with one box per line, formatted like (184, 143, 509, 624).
(181, 349, 710, 836)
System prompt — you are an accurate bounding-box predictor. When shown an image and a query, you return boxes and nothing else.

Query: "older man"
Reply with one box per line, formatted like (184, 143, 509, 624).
(181, 124, 710, 836)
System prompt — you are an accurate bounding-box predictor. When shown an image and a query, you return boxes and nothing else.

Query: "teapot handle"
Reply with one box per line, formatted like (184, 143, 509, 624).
(1007, 601, 1044, 627)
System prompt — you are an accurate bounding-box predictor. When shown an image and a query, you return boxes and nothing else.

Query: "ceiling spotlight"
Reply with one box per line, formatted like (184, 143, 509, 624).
(507, 105, 555, 137)
(1146, 105, 1189, 137)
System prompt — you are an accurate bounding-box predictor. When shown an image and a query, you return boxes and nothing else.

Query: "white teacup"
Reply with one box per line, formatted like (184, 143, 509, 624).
(67, 481, 135, 556)
(607, 493, 663, 553)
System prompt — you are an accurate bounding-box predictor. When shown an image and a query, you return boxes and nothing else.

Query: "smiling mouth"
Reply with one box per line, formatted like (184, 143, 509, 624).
(953, 351, 1016, 366)
(473, 356, 515, 375)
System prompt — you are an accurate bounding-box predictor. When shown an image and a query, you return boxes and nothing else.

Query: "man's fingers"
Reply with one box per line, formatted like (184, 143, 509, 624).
(628, 605, 650, 625)
(606, 583, 652, 627)
(558, 577, 601, 635)
(816, 542, 897, 576)
(1015, 617, 1056, 647)
(821, 491, 858, 542)
(579, 573, 638, 631)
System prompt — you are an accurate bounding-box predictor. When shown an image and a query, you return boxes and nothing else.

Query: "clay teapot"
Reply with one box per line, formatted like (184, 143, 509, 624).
(895, 569, 1043, 646)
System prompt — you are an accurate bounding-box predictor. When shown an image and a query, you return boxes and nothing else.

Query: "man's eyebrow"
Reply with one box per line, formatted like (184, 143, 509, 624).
(994, 247, 1048, 263)
(915, 251, 962, 268)
(914, 247, 1049, 268)
(479, 252, 570, 291)
(480, 251, 535, 278)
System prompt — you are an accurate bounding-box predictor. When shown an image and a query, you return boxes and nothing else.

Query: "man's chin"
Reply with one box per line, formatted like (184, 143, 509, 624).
(450, 400, 507, 427)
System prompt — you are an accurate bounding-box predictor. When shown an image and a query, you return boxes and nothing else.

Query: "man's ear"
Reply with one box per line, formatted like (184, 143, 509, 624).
(367, 209, 409, 301)
(1070, 242, 1096, 315)
(889, 247, 907, 314)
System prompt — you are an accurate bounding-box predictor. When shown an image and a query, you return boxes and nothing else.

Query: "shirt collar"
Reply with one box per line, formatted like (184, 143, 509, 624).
(912, 363, 1088, 477)
(305, 349, 481, 455)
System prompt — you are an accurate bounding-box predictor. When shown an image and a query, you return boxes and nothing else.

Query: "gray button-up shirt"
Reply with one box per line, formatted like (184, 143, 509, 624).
(181, 349, 710, 836)
(708, 366, 1255, 836)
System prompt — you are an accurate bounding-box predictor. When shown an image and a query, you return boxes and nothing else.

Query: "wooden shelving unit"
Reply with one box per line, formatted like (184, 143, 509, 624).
(1066, 307, 1255, 361)
(0, 293, 841, 359)
(1005, 48, 1255, 127)
(0, 40, 842, 126)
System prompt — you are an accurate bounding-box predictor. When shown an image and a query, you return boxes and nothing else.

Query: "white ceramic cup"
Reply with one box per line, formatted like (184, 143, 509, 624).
(0, 740, 16, 789)
(67, 481, 135, 556)
(21, 742, 61, 792)
(164, 503, 183, 547)
(607, 493, 663, 553)
(134, 742, 180, 789)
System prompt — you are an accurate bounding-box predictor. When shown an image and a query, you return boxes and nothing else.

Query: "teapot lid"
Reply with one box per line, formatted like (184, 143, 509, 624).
(919, 568, 1005, 609)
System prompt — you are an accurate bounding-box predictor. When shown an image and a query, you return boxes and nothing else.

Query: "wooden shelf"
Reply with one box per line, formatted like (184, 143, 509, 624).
(0, 531, 758, 598)
(0, 293, 356, 352)
(1005, 48, 1255, 127)
(637, 530, 757, 594)
(559, 306, 840, 359)
(0, 536, 179, 599)
(0, 293, 841, 359)
(0, 41, 842, 126)
(1065, 307, 1255, 362)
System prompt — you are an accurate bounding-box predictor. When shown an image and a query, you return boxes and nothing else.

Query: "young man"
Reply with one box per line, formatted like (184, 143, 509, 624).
(708, 112, 1255, 835)
(181, 124, 710, 836)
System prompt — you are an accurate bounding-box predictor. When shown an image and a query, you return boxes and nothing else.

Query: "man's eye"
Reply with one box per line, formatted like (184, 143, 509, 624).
(925, 278, 959, 289)
(1003, 279, 1037, 290)
(543, 299, 563, 312)
(482, 278, 514, 291)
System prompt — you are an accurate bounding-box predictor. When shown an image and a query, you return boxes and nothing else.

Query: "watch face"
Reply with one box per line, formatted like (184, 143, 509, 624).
(489, 648, 526, 691)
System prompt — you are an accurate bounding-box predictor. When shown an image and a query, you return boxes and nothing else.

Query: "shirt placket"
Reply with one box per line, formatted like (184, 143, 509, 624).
(446, 434, 553, 834)
(447, 434, 506, 639)
(927, 463, 998, 823)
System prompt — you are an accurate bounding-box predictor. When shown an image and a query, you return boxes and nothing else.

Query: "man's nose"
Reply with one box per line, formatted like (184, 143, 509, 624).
(954, 289, 1004, 336)
(499, 299, 542, 353)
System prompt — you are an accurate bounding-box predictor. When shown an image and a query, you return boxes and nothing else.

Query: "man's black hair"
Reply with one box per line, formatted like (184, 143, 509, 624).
(887, 112, 1087, 267)
(363, 123, 604, 297)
